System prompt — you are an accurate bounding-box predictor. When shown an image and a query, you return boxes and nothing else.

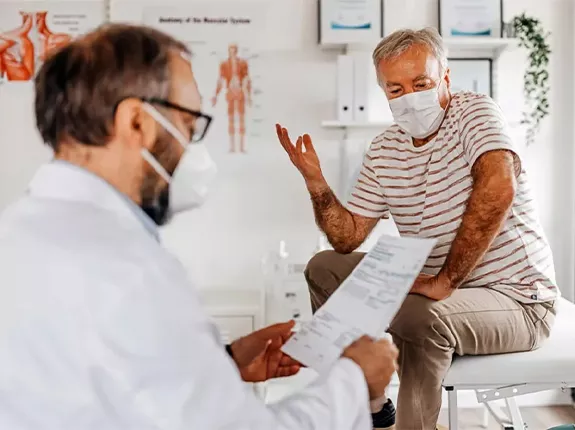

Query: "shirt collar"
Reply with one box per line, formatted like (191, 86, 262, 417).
(32, 160, 160, 241)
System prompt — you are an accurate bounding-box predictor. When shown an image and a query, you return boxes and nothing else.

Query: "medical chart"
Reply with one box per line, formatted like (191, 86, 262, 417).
(142, 3, 267, 154)
(281, 235, 436, 373)
(0, 1, 105, 83)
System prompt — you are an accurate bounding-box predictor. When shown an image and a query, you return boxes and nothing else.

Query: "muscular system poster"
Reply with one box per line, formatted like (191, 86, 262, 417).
(0, 1, 105, 83)
(144, 3, 267, 155)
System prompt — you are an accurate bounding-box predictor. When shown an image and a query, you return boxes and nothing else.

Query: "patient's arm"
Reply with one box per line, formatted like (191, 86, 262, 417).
(275, 125, 378, 254)
(309, 185, 378, 254)
(438, 150, 517, 289)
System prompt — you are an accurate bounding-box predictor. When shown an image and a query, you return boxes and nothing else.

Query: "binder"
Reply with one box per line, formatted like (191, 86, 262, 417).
(352, 53, 369, 122)
(351, 51, 393, 123)
(336, 54, 354, 123)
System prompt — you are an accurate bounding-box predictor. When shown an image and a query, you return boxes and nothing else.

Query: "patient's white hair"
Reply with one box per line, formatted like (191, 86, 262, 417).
(372, 27, 448, 76)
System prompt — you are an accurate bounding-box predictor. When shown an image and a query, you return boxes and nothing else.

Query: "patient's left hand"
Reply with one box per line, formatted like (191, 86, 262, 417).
(410, 273, 454, 301)
(230, 321, 302, 383)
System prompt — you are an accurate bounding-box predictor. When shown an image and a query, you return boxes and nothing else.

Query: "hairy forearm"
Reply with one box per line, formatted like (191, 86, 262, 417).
(307, 181, 366, 253)
(440, 176, 516, 289)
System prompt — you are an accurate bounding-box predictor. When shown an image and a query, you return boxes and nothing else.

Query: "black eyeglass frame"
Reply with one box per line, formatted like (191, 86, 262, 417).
(141, 97, 213, 143)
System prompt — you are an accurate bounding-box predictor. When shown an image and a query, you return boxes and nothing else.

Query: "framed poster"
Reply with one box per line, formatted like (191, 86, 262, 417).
(439, 0, 503, 38)
(318, 0, 383, 45)
(143, 2, 267, 155)
(448, 58, 493, 97)
(0, 1, 105, 84)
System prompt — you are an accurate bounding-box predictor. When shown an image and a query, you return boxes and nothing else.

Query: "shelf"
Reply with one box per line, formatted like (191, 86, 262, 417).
(444, 37, 517, 58)
(321, 120, 393, 129)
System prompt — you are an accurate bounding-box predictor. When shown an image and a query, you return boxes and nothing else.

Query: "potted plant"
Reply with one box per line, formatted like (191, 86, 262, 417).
(509, 13, 551, 145)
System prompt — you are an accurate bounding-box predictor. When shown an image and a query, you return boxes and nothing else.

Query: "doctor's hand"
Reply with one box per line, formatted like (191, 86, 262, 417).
(276, 124, 325, 189)
(410, 273, 454, 301)
(230, 320, 302, 383)
(342, 336, 398, 400)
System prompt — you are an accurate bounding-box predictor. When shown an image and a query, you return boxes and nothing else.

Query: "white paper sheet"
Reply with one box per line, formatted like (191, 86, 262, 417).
(282, 234, 436, 373)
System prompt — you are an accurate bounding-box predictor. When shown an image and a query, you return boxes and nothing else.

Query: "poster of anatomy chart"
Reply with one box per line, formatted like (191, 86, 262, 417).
(0, 1, 105, 84)
(144, 3, 267, 155)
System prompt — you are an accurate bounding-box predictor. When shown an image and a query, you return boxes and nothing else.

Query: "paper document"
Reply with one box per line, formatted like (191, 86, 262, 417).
(282, 235, 436, 373)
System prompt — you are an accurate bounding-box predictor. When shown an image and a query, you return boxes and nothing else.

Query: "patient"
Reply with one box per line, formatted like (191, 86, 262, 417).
(276, 27, 558, 430)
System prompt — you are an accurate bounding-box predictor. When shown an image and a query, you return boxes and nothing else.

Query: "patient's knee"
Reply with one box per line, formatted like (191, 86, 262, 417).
(304, 250, 339, 289)
(389, 295, 446, 344)
(305, 250, 336, 277)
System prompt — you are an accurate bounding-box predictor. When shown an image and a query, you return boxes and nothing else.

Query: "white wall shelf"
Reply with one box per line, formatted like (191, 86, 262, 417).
(321, 120, 393, 129)
(444, 37, 517, 58)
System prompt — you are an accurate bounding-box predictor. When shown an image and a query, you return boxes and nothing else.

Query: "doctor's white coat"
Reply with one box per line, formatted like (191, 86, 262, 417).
(0, 162, 372, 430)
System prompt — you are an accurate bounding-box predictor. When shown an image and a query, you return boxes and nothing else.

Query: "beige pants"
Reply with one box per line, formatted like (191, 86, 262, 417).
(305, 251, 556, 430)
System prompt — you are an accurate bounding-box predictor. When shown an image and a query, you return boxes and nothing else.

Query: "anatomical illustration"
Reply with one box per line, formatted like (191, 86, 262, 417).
(35, 12, 72, 62)
(211, 44, 252, 154)
(0, 10, 74, 82)
(0, 12, 35, 81)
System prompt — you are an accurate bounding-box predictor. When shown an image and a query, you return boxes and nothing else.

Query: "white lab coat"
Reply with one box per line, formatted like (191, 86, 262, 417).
(0, 162, 372, 430)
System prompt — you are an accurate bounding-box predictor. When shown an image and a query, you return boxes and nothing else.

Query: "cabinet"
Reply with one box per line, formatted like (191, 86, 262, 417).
(211, 316, 255, 344)
(198, 289, 266, 398)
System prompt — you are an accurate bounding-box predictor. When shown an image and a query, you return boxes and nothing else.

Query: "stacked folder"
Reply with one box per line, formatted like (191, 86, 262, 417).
(336, 53, 393, 124)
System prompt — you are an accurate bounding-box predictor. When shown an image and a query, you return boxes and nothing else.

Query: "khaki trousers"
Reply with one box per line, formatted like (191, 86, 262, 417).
(305, 251, 556, 430)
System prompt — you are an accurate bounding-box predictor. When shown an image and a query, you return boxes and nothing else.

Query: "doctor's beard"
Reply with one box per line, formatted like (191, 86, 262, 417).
(141, 187, 171, 226)
(140, 131, 179, 226)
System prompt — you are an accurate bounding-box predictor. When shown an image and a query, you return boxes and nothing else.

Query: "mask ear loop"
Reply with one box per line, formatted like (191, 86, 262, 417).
(141, 148, 171, 183)
(142, 103, 189, 149)
(139, 103, 189, 183)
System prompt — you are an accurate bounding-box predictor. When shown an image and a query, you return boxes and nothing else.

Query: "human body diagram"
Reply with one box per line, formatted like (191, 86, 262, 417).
(211, 44, 252, 153)
(0, 12, 35, 81)
(0, 11, 72, 81)
(36, 12, 72, 62)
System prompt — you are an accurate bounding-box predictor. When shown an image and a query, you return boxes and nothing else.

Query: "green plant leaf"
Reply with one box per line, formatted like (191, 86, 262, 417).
(512, 12, 551, 145)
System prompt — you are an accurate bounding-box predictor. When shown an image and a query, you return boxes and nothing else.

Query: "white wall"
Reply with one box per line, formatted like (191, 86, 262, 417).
(0, 0, 573, 301)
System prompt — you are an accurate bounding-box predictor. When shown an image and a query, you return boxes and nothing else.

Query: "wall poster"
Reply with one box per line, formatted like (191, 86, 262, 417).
(439, 0, 503, 38)
(448, 58, 493, 97)
(0, 1, 105, 84)
(319, 0, 383, 45)
(144, 3, 267, 155)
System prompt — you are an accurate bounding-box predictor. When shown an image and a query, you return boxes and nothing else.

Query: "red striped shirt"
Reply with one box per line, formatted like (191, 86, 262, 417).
(347, 92, 557, 303)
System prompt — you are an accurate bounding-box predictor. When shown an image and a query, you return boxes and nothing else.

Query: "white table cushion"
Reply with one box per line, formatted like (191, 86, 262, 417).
(443, 297, 575, 388)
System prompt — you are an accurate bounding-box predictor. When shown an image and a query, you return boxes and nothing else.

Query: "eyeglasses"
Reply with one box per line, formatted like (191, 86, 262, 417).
(142, 97, 213, 143)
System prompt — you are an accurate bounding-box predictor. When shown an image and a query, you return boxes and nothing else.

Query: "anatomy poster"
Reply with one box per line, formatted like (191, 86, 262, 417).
(0, 1, 105, 83)
(144, 3, 267, 155)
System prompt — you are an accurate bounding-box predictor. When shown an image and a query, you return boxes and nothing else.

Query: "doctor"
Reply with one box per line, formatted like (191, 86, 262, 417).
(0, 24, 398, 429)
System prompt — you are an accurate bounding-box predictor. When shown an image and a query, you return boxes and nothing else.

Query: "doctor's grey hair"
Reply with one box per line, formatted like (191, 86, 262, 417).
(372, 27, 448, 83)
(35, 24, 190, 152)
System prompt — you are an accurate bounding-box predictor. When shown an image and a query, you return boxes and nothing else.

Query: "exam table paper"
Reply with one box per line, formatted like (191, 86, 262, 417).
(281, 235, 436, 373)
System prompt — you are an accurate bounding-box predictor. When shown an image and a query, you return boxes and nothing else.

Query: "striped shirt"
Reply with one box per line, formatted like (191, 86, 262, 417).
(348, 92, 558, 303)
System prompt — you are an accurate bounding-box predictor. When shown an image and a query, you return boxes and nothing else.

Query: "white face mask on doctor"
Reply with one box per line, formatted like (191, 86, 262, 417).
(388, 86, 446, 139)
(139, 103, 218, 225)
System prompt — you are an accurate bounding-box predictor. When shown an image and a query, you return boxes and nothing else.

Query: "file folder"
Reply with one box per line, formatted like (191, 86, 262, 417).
(336, 54, 354, 123)
(352, 53, 369, 122)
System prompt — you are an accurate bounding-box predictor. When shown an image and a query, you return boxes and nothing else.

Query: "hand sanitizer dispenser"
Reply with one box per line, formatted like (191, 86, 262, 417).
(262, 241, 312, 325)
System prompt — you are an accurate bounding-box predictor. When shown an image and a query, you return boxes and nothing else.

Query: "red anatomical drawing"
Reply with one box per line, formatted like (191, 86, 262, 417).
(0, 10, 77, 82)
(0, 12, 35, 81)
(35, 11, 72, 61)
(211, 44, 252, 153)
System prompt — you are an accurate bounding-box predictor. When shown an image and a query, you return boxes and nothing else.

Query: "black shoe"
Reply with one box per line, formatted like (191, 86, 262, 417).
(371, 399, 396, 429)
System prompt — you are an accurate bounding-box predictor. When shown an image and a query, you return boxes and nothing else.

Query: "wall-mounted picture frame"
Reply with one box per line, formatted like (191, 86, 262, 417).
(318, 0, 383, 46)
(448, 58, 493, 97)
(438, 0, 503, 38)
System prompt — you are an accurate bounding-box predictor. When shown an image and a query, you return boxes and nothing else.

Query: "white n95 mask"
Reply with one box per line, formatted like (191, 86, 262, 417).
(140, 103, 218, 222)
(388, 87, 446, 139)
